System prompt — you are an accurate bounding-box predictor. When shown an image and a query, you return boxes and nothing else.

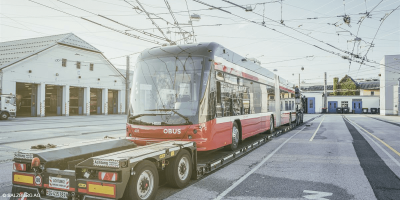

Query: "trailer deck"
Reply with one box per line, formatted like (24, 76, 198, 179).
(9, 116, 315, 200)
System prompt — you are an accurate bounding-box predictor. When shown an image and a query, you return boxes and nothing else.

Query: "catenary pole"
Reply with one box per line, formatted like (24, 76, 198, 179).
(324, 72, 327, 109)
(125, 56, 130, 114)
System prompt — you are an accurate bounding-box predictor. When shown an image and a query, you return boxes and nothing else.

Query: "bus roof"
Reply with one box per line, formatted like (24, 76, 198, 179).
(138, 42, 294, 90)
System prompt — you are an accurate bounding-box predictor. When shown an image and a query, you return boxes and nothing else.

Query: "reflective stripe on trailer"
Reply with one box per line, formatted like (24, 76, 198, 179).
(183, 143, 194, 148)
(223, 154, 233, 160)
(129, 150, 166, 163)
(169, 147, 180, 152)
(210, 160, 221, 167)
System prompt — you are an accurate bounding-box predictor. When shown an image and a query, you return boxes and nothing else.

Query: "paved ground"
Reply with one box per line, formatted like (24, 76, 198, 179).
(0, 114, 399, 200)
(164, 114, 400, 200)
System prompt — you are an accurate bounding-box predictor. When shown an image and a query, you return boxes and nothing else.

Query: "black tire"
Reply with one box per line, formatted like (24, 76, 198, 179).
(124, 160, 158, 200)
(268, 117, 274, 134)
(166, 149, 192, 188)
(227, 122, 240, 151)
(0, 112, 9, 120)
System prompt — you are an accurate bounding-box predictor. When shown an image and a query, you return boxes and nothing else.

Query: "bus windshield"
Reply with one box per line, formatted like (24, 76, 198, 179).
(129, 56, 205, 126)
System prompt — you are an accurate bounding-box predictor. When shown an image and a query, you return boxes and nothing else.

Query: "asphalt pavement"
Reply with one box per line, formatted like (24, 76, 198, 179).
(165, 114, 400, 200)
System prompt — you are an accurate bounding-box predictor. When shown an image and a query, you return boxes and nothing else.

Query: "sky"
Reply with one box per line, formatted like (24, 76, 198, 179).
(1, 0, 399, 85)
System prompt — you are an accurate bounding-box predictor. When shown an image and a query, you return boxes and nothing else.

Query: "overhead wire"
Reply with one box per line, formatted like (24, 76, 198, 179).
(130, 0, 172, 44)
(218, 0, 400, 72)
(222, 0, 377, 65)
(261, 56, 314, 65)
(348, 0, 384, 72)
(57, 0, 169, 42)
(163, 0, 190, 44)
(184, 0, 197, 43)
(356, 3, 400, 77)
(193, 0, 373, 66)
(28, 0, 163, 45)
(123, 1, 193, 36)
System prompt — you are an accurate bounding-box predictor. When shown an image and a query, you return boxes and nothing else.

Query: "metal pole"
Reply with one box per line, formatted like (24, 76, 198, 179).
(298, 73, 300, 89)
(398, 78, 400, 116)
(275, 75, 281, 127)
(324, 72, 327, 108)
(125, 56, 130, 114)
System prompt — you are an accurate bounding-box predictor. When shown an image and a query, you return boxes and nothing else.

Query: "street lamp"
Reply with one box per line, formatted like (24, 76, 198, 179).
(298, 66, 304, 89)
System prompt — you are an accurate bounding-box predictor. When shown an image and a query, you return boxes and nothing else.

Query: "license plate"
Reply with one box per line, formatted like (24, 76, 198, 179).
(46, 189, 68, 199)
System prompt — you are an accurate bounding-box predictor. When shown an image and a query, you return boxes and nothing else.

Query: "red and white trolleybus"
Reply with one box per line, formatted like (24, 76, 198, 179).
(126, 42, 299, 151)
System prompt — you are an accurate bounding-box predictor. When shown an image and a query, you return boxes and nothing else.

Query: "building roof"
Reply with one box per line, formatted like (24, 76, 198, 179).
(339, 74, 359, 86)
(358, 81, 380, 89)
(0, 33, 101, 70)
(301, 85, 333, 91)
(301, 81, 380, 91)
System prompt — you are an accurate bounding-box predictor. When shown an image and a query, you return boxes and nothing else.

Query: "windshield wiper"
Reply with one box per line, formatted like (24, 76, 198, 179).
(145, 109, 193, 125)
(129, 113, 168, 119)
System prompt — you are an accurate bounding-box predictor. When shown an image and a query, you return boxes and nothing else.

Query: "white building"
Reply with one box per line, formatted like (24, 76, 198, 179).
(301, 92, 380, 114)
(380, 54, 400, 116)
(0, 33, 127, 117)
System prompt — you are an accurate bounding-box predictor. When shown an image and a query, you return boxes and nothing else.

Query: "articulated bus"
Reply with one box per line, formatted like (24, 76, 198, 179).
(126, 42, 300, 151)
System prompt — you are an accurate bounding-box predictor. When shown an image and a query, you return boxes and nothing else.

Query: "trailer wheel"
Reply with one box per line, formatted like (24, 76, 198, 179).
(0, 112, 9, 120)
(166, 149, 192, 188)
(125, 160, 158, 200)
(227, 122, 239, 151)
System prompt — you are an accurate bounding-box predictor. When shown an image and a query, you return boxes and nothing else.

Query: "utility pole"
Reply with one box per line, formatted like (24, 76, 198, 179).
(298, 74, 300, 89)
(324, 72, 327, 108)
(125, 56, 130, 114)
(398, 78, 400, 116)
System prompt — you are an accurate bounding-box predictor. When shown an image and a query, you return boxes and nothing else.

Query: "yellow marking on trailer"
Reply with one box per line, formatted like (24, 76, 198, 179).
(159, 154, 165, 159)
(88, 184, 115, 196)
(14, 174, 33, 184)
(170, 151, 175, 156)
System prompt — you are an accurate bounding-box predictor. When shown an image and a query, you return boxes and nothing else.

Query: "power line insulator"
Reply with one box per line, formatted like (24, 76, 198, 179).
(343, 15, 351, 27)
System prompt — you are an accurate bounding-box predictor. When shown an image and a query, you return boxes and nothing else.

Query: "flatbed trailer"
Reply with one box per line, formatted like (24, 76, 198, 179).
(9, 117, 307, 200)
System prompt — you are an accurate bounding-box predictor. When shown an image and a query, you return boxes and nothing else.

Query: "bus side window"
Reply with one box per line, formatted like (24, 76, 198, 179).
(216, 81, 222, 118)
(242, 92, 250, 115)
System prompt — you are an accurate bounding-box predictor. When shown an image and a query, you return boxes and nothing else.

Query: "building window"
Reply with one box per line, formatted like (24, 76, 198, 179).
(341, 101, 348, 108)
(62, 59, 67, 67)
(90, 63, 94, 71)
(371, 91, 374, 96)
(76, 61, 81, 69)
